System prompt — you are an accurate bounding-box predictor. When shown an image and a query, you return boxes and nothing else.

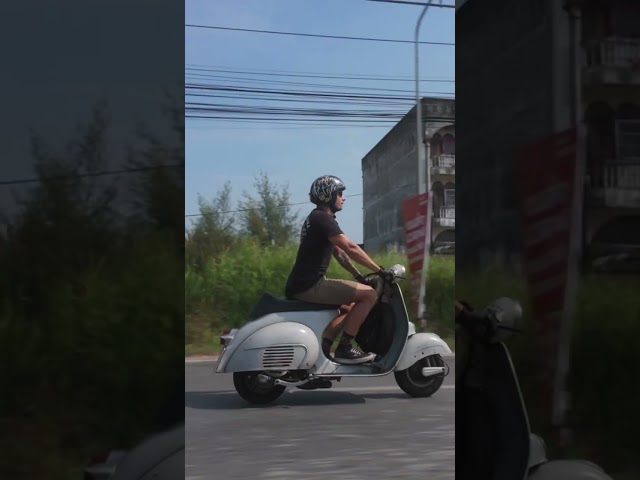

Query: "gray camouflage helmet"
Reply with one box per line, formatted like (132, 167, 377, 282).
(309, 175, 346, 205)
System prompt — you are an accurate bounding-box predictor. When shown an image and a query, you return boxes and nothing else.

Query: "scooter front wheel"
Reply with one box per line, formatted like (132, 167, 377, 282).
(233, 372, 286, 405)
(394, 354, 445, 398)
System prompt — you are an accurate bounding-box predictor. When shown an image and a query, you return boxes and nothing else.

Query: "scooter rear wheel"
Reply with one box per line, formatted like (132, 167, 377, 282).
(233, 372, 286, 405)
(394, 354, 445, 398)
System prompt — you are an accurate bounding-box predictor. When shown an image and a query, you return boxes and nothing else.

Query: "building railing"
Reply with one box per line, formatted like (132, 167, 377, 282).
(434, 206, 456, 219)
(431, 154, 455, 168)
(586, 37, 640, 68)
(589, 161, 640, 189)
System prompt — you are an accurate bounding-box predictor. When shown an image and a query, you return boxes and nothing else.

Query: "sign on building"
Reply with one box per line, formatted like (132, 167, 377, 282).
(516, 127, 582, 431)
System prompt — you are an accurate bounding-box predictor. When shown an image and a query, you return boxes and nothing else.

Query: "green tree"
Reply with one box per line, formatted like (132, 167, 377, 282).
(185, 182, 237, 269)
(0, 101, 119, 318)
(0, 99, 184, 479)
(238, 172, 299, 246)
(125, 96, 185, 248)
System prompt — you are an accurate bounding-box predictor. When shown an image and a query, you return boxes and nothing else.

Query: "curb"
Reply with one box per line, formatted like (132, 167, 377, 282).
(185, 355, 219, 363)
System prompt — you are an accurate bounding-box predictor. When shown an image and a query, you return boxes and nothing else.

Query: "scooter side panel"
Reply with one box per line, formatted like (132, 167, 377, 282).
(219, 319, 327, 373)
(394, 332, 453, 371)
(216, 311, 335, 373)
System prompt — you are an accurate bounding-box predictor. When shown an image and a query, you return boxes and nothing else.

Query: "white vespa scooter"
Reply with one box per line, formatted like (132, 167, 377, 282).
(456, 297, 613, 480)
(215, 264, 452, 404)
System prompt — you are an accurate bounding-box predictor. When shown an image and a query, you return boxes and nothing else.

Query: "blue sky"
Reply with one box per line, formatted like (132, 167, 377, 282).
(186, 0, 455, 243)
(0, 1, 183, 220)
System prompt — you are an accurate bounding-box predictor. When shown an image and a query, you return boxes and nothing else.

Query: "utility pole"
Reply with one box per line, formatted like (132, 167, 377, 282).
(414, 2, 435, 325)
(366, 0, 442, 325)
(555, 0, 584, 456)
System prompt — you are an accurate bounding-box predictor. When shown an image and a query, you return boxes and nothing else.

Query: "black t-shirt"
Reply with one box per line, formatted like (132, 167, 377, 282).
(285, 208, 344, 297)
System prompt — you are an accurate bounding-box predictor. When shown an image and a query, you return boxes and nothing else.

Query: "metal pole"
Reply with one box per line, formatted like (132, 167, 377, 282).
(415, 2, 430, 196)
(554, 0, 583, 455)
(415, 0, 434, 324)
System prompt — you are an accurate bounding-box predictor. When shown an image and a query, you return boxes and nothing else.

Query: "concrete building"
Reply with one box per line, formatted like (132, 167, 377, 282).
(361, 97, 455, 254)
(456, 0, 640, 271)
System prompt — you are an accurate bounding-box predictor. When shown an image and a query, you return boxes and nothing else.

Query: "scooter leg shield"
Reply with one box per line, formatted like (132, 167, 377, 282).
(394, 332, 453, 371)
(222, 322, 320, 373)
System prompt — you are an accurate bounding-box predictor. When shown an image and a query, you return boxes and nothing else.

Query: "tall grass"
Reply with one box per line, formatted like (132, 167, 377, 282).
(0, 233, 183, 479)
(185, 241, 454, 355)
(457, 269, 640, 477)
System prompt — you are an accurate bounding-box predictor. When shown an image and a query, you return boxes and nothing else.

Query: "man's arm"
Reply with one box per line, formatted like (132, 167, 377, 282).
(329, 234, 382, 273)
(332, 246, 363, 278)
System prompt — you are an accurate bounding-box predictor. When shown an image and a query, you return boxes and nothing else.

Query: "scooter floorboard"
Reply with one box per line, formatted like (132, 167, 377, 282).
(316, 362, 386, 377)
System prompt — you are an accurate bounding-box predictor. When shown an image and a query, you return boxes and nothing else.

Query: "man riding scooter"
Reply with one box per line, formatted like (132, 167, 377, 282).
(284, 175, 394, 365)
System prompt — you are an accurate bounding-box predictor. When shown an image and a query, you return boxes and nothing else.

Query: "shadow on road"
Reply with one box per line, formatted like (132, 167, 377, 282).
(185, 390, 418, 410)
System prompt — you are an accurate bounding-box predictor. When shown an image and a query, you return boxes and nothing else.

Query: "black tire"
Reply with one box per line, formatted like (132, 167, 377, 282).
(394, 354, 445, 398)
(233, 372, 286, 405)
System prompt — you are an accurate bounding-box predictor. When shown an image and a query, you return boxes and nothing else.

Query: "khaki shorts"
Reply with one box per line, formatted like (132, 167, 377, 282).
(291, 276, 358, 306)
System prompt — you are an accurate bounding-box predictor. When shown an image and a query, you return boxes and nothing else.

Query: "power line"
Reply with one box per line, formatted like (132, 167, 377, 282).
(185, 64, 453, 82)
(367, 0, 455, 7)
(187, 92, 417, 108)
(185, 199, 318, 218)
(185, 84, 449, 101)
(187, 194, 369, 218)
(185, 183, 419, 218)
(185, 73, 452, 95)
(185, 24, 455, 46)
(189, 123, 395, 130)
(185, 73, 451, 93)
(185, 66, 455, 84)
(184, 80, 454, 126)
(188, 104, 418, 118)
(0, 164, 184, 187)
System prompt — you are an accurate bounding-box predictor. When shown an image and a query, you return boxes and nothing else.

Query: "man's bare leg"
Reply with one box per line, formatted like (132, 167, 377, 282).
(334, 285, 378, 363)
(322, 303, 352, 357)
(324, 304, 352, 340)
(341, 285, 377, 336)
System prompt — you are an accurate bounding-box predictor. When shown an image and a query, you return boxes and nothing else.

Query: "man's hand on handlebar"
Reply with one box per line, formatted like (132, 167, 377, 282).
(376, 268, 395, 282)
(354, 274, 377, 287)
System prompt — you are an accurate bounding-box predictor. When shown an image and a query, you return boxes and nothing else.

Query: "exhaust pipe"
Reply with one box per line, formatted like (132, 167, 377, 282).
(422, 367, 445, 377)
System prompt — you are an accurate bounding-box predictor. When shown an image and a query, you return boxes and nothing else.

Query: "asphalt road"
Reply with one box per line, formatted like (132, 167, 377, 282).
(185, 356, 455, 480)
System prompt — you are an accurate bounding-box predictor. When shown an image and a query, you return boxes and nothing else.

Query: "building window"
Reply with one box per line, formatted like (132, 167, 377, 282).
(443, 134, 455, 155)
(444, 189, 455, 207)
(616, 119, 640, 162)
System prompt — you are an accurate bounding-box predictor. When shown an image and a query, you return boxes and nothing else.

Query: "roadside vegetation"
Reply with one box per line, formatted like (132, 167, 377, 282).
(0, 102, 184, 479)
(185, 176, 455, 356)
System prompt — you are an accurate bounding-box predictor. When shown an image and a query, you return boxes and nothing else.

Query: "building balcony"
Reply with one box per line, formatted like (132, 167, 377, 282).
(430, 154, 455, 174)
(587, 161, 640, 208)
(433, 206, 455, 227)
(584, 37, 640, 85)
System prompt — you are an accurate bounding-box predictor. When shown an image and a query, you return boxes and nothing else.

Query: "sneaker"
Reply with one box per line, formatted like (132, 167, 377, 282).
(334, 343, 376, 364)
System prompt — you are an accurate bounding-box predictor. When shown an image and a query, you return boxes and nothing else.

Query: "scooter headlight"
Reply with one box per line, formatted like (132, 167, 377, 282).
(485, 298, 523, 342)
(389, 264, 406, 283)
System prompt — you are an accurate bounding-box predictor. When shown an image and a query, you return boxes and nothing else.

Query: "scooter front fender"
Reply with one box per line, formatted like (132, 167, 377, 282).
(528, 459, 613, 479)
(217, 322, 319, 373)
(394, 332, 452, 371)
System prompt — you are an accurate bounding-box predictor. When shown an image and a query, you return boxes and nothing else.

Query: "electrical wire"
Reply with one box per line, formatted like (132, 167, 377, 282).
(186, 24, 454, 46)
(185, 183, 420, 218)
(366, 0, 455, 7)
(185, 84, 451, 102)
(185, 65, 455, 84)
(0, 164, 183, 187)
(185, 72, 453, 94)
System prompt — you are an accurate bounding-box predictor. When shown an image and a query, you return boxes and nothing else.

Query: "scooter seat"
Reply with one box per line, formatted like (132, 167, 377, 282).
(249, 293, 341, 320)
